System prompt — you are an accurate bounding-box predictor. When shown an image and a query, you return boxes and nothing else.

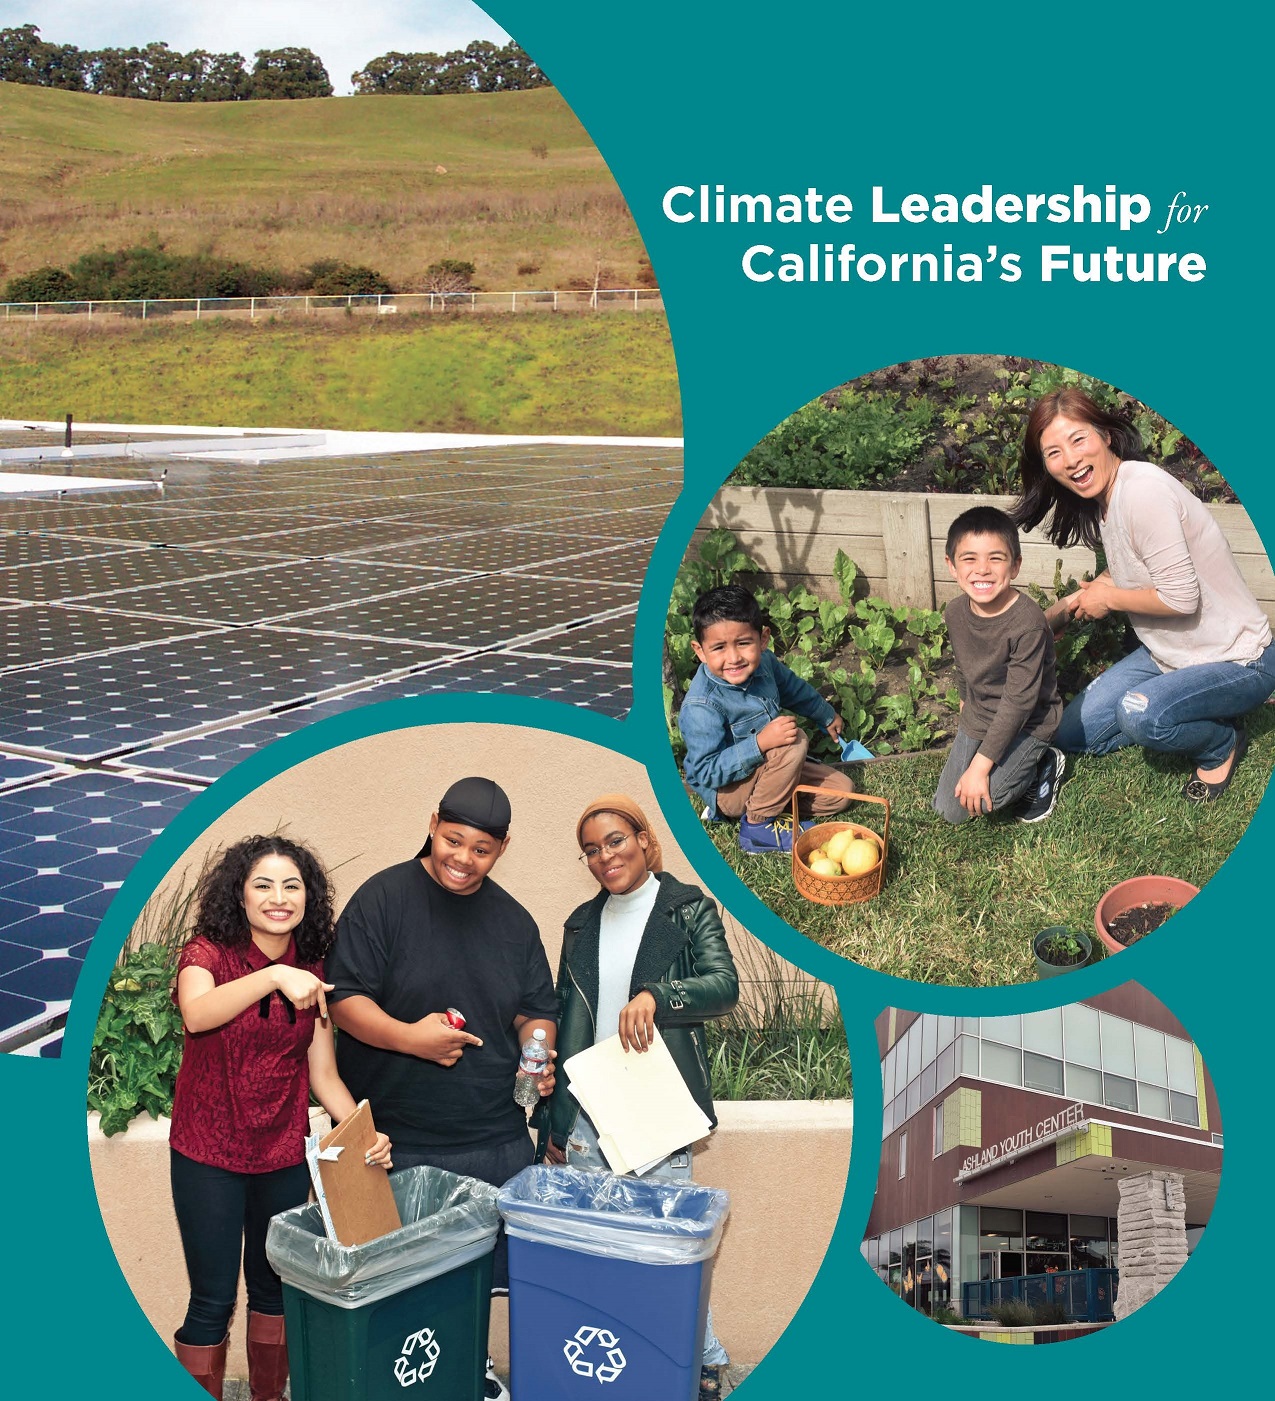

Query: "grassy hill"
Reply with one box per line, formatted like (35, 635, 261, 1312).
(0, 314, 681, 436)
(0, 84, 644, 290)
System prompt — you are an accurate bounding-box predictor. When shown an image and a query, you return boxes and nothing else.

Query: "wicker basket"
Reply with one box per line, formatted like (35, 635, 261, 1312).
(791, 785, 890, 907)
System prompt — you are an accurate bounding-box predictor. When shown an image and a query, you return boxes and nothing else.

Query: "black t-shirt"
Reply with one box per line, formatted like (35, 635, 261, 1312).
(326, 859, 557, 1152)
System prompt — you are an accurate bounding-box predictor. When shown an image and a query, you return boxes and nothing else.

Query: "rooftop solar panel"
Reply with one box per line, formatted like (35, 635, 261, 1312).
(0, 441, 680, 1050)
(0, 770, 199, 1051)
(0, 604, 212, 672)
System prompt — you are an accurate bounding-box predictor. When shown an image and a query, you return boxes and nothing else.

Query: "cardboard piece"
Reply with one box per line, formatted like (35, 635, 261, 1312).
(563, 1028, 712, 1175)
(306, 1100, 400, 1246)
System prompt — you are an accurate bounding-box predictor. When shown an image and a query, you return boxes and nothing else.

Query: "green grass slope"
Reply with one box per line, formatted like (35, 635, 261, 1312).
(0, 84, 642, 288)
(0, 314, 681, 436)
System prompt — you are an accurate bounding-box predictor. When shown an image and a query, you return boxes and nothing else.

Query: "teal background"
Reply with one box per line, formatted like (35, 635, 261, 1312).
(4, 3, 1265, 1393)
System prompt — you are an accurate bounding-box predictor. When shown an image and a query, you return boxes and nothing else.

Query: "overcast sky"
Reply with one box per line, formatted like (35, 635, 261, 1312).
(2, 1, 512, 94)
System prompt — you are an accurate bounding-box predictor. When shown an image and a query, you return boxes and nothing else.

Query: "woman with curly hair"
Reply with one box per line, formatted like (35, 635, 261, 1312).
(169, 835, 392, 1400)
(1014, 387, 1275, 801)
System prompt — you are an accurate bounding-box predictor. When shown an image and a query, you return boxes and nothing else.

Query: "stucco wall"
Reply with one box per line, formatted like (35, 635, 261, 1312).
(120, 721, 822, 1015)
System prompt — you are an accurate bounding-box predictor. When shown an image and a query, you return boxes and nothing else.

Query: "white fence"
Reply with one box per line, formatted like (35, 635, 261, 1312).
(0, 288, 665, 323)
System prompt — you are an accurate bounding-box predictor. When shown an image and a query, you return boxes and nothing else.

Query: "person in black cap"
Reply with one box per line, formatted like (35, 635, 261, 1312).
(326, 777, 557, 1343)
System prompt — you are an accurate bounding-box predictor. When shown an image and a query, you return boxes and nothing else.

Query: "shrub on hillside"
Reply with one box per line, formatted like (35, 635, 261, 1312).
(3, 266, 78, 303)
(424, 259, 477, 293)
(306, 261, 394, 296)
(65, 245, 282, 300)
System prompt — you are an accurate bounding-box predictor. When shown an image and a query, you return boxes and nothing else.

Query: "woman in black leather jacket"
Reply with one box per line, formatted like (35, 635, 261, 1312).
(534, 793, 739, 1400)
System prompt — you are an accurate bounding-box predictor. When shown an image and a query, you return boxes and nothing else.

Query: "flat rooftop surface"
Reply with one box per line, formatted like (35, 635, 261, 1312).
(0, 435, 681, 1051)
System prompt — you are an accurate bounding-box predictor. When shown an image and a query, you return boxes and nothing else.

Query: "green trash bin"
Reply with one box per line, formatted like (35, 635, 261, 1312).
(266, 1166, 500, 1401)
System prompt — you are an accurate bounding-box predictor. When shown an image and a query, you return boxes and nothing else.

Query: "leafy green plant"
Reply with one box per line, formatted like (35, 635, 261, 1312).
(87, 863, 204, 1134)
(1026, 559, 1131, 701)
(929, 1305, 964, 1325)
(665, 531, 966, 760)
(88, 941, 184, 1136)
(731, 388, 936, 490)
(1037, 930, 1088, 966)
(1031, 1301, 1072, 1325)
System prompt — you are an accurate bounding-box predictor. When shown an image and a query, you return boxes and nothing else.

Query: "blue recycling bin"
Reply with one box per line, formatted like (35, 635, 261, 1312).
(266, 1166, 500, 1401)
(497, 1165, 729, 1401)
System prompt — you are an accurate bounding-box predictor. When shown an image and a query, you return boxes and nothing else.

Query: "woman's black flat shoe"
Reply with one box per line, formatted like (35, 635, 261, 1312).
(1183, 727, 1248, 803)
(699, 1364, 724, 1399)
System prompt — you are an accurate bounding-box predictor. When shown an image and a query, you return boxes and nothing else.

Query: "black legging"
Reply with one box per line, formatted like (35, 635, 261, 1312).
(170, 1148, 310, 1346)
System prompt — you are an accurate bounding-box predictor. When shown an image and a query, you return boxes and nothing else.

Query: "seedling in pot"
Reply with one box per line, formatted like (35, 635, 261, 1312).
(1038, 931, 1088, 967)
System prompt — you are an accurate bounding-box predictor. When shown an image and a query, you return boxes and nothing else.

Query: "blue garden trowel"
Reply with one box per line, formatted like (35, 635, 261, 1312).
(831, 730, 874, 761)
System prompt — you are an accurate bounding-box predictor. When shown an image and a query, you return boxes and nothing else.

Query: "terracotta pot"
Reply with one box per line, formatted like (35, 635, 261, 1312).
(1094, 876, 1199, 954)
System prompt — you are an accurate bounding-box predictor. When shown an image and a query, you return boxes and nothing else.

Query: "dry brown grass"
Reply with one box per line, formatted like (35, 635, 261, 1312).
(0, 85, 650, 290)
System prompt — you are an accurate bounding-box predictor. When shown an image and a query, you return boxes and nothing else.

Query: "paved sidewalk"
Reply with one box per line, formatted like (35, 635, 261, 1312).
(222, 1362, 756, 1398)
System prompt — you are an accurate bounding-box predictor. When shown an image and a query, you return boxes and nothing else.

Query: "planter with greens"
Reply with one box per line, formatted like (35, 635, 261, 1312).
(1032, 927, 1093, 978)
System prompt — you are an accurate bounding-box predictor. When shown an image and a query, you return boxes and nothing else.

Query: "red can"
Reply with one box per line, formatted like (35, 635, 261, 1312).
(444, 1007, 466, 1029)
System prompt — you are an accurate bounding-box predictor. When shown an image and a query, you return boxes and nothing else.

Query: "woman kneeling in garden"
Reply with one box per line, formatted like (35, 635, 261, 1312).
(1015, 387, 1275, 801)
(169, 835, 392, 1399)
(536, 794, 739, 1401)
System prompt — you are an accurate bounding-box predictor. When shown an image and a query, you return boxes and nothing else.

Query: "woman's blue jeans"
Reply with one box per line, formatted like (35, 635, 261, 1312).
(1055, 641, 1275, 767)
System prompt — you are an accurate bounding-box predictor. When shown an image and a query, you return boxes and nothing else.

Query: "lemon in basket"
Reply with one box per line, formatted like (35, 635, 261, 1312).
(838, 836, 881, 876)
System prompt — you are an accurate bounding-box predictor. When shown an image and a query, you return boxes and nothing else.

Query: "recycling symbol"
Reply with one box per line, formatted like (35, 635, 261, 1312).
(563, 1324, 627, 1384)
(394, 1327, 441, 1386)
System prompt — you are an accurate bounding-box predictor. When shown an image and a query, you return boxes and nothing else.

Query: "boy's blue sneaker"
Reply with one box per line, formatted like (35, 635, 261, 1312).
(1016, 746, 1066, 824)
(738, 813, 814, 854)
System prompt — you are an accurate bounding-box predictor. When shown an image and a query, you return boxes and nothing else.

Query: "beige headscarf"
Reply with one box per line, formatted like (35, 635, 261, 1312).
(575, 793, 664, 874)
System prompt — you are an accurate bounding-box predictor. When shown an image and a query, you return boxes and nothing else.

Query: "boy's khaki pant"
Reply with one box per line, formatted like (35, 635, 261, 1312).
(716, 730, 855, 823)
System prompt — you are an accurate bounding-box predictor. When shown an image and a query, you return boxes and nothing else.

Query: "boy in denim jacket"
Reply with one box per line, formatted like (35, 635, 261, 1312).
(679, 584, 854, 853)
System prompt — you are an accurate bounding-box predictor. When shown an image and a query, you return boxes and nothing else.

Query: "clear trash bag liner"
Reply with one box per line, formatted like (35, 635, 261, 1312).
(266, 1165, 500, 1309)
(497, 1165, 729, 1265)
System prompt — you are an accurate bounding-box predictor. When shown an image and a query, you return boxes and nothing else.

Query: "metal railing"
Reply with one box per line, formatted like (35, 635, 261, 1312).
(961, 1268, 1118, 1322)
(0, 288, 664, 323)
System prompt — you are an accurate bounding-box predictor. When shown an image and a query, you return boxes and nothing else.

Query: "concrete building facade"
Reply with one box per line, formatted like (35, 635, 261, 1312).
(863, 985, 1221, 1318)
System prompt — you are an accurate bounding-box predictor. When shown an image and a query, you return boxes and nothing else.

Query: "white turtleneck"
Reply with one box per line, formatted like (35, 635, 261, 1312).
(594, 871, 659, 1043)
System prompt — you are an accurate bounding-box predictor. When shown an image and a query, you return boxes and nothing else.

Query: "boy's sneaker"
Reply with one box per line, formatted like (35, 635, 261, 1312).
(1016, 746, 1065, 824)
(484, 1357, 510, 1401)
(738, 813, 813, 854)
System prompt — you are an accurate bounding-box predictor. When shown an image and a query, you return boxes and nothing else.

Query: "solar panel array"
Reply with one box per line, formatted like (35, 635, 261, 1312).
(0, 442, 680, 1050)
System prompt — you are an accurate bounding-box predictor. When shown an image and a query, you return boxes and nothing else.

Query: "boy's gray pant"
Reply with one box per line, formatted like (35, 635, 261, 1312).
(932, 728, 1049, 824)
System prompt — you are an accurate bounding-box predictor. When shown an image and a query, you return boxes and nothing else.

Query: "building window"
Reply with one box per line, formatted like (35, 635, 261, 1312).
(899, 1131, 908, 1178)
(933, 1101, 944, 1158)
(879, 1004, 1205, 1135)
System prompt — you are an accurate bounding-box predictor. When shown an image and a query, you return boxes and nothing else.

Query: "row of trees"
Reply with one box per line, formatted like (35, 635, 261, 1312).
(0, 25, 548, 101)
(0, 26, 333, 100)
(350, 41, 548, 94)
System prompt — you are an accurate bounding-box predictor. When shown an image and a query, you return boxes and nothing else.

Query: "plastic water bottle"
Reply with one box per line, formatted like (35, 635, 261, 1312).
(513, 1029, 549, 1107)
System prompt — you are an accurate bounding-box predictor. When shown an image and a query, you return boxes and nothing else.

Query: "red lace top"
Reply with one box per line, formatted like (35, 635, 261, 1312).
(169, 935, 322, 1173)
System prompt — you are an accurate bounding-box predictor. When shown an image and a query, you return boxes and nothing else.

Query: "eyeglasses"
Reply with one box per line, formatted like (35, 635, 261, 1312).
(579, 834, 633, 863)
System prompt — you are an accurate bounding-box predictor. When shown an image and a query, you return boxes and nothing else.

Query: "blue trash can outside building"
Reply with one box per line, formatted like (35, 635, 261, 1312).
(265, 1166, 500, 1401)
(498, 1165, 730, 1401)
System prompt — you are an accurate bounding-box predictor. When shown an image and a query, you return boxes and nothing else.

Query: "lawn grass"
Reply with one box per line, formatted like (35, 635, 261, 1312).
(698, 705, 1275, 986)
(0, 312, 680, 435)
(0, 84, 644, 288)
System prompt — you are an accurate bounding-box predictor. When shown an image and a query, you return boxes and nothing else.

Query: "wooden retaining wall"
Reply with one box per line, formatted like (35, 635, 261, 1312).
(695, 487, 1275, 622)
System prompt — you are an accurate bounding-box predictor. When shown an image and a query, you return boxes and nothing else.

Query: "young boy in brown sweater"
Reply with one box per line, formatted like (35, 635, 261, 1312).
(935, 506, 1065, 824)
